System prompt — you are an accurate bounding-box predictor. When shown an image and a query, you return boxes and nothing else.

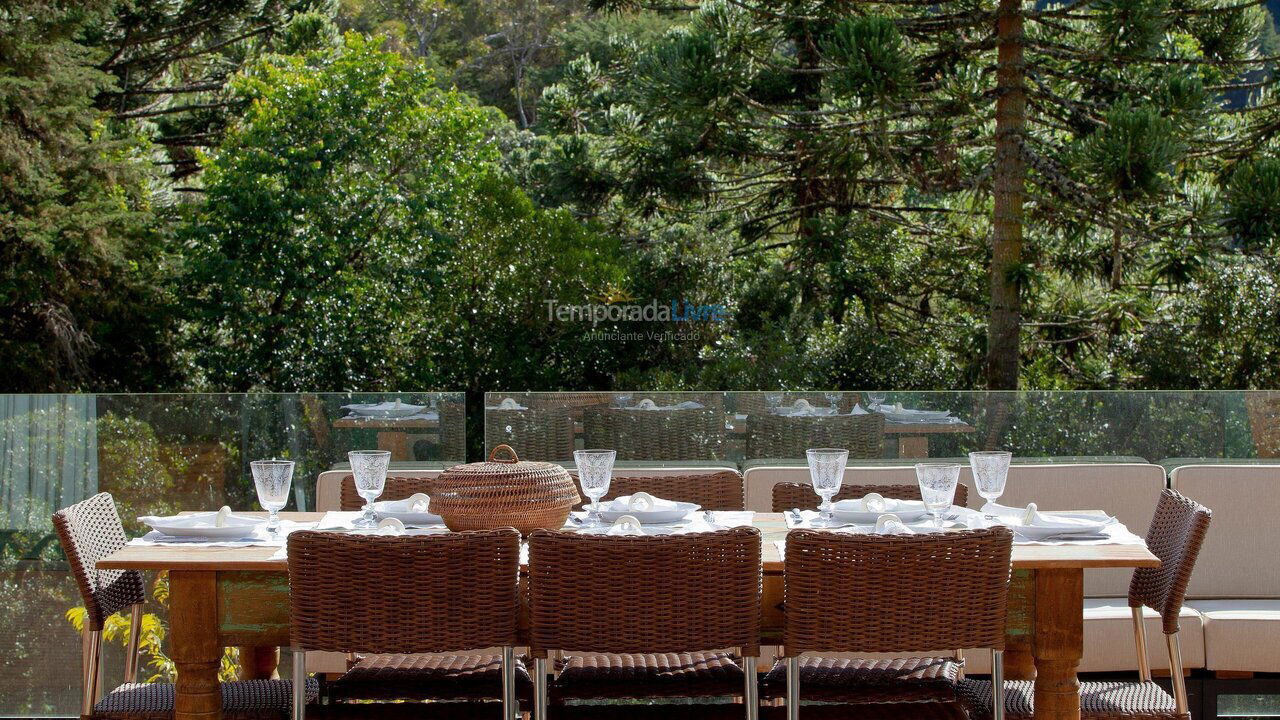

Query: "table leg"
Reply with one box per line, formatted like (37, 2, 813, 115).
(375, 431, 409, 460)
(170, 571, 222, 720)
(237, 646, 280, 680)
(898, 435, 929, 458)
(1033, 568, 1084, 720)
(1005, 569, 1037, 680)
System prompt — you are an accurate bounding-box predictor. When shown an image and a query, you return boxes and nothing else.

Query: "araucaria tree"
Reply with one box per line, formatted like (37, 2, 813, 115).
(546, 0, 1280, 388)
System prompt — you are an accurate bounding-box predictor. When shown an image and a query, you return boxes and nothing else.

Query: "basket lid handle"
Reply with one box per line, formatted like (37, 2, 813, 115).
(488, 444, 520, 464)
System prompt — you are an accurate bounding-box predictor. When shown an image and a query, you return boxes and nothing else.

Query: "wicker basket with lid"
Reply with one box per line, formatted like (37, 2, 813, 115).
(432, 444, 580, 534)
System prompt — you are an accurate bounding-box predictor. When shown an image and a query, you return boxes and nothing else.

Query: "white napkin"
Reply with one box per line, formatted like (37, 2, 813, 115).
(874, 513, 915, 535)
(376, 517, 405, 535)
(833, 493, 897, 513)
(612, 492, 680, 512)
(607, 515, 644, 535)
(636, 399, 658, 409)
(402, 493, 431, 513)
(137, 509, 258, 530)
(851, 403, 868, 415)
(495, 397, 527, 410)
(624, 399, 705, 411)
(983, 502, 1116, 528)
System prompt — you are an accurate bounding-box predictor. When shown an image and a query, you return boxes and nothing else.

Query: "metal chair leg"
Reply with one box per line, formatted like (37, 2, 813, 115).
(124, 604, 143, 684)
(992, 649, 1005, 720)
(292, 647, 307, 720)
(955, 649, 966, 680)
(533, 657, 548, 720)
(1167, 632, 1189, 716)
(501, 646, 516, 720)
(744, 655, 758, 720)
(785, 656, 800, 720)
(82, 629, 102, 716)
(1133, 606, 1152, 681)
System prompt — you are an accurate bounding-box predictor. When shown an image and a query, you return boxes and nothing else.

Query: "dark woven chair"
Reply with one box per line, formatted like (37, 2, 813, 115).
(771, 527, 1014, 720)
(583, 406, 727, 462)
(745, 413, 885, 461)
(338, 474, 437, 511)
(52, 493, 313, 720)
(771, 482, 969, 513)
(527, 527, 763, 719)
(286, 529, 529, 720)
(959, 489, 1211, 720)
(573, 471, 746, 511)
(485, 407, 576, 462)
(438, 399, 467, 463)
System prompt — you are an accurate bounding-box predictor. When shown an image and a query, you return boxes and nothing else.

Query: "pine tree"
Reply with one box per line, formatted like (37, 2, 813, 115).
(546, 0, 1280, 388)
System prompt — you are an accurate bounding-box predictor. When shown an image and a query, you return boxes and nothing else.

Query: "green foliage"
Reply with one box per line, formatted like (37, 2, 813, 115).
(1224, 156, 1280, 252)
(0, 0, 174, 391)
(1079, 103, 1183, 203)
(821, 17, 914, 103)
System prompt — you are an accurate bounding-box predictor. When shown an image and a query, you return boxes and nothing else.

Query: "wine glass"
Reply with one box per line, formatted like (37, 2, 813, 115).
(251, 459, 294, 537)
(824, 392, 841, 412)
(615, 393, 633, 409)
(867, 392, 887, 411)
(915, 463, 960, 528)
(806, 448, 848, 527)
(349, 450, 391, 528)
(765, 393, 783, 411)
(574, 449, 616, 527)
(970, 450, 1012, 519)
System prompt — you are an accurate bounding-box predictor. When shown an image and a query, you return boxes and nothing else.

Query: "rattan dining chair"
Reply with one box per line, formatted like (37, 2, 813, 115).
(338, 475, 436, 511)
(52, 493, 313, 720)
(527, 527, 763, 720)
(770, 482, 969, 513)
(286, 528, 528, 720)
(774, 527, 1014, 720)
(745, 413, 885, 461)
(959, 489, 1211, 720)
(574, 471, 746, 511)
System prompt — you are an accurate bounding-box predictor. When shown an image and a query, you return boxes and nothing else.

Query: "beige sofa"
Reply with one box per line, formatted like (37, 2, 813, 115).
(1173, 464, 1280, 673)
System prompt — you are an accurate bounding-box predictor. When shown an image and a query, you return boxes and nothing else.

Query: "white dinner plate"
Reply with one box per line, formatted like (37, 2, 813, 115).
(880, 409, 953, 423)
(372, 499, 443, 526)
(830, 499, 932, 524)
(579, 525, 678, 536)
(139, 513, 262, 539)
(598, 500, 700, 524)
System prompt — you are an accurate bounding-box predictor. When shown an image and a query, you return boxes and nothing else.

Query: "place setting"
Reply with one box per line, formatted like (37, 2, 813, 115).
(314, 450, 449, 536)
(567, 449, 753, 535)
(133, 459, 310, 547)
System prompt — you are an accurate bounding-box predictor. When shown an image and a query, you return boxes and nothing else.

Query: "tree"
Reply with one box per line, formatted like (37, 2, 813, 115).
(0, 0, 175, 391)
(546, 0, 1280, 389)
(182, 32, 625, 391)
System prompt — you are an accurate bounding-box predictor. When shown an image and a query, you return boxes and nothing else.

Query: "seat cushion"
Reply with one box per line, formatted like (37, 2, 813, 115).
(760, 656, 962, 703)
(959, 679, 1181, 720)
(550, 652, 744, 699)
(1190, 599, 1280, 672)
(93, 679, 317, 720)
(1081, 599, 1206, 672)
(328, 653, 533, 702)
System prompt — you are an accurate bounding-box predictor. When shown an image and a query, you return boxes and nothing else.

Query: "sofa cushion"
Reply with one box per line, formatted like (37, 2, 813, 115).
(1080, 599, 1205, 672)
(1189, 599, 1280, 672)
(1170, 464, 1280, 599)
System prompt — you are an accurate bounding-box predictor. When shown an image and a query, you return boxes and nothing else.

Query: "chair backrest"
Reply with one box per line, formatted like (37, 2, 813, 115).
(770, 482, 968, 513)
(576, 471, 745, 511)
(583, 407, 726, 461)
(746, 413, 885, 461)
(527, 527, 762, 657)
(783, 527, 1013, 655)
(339, 474, 438, 511)
(287, 528, 521, 654)
(485, 407, 576, 463)
(51, 493, 147, 631)
(1128, 489, 1211, 634)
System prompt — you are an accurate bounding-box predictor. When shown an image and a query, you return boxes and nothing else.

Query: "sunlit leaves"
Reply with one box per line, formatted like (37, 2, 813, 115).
(1079, 103, 1183, 203)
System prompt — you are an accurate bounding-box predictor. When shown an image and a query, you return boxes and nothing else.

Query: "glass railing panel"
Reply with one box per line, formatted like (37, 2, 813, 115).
(0, 392, 462, 717)
(485, 390, 1280, 467)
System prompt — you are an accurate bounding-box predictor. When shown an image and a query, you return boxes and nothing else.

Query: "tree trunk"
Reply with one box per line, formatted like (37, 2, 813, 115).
(986, 0, 1027, 390)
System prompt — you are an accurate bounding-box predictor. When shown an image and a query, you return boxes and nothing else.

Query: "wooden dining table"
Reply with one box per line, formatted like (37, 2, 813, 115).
(99, 512, 1159, 720)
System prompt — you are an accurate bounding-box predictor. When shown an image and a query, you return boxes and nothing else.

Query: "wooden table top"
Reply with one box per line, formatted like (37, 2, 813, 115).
(101, 512, 1159, 574)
